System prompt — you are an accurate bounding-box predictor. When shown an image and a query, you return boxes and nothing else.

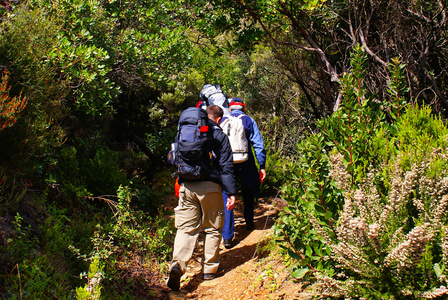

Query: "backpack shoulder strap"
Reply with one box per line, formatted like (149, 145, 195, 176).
(220, 118, 230, 127)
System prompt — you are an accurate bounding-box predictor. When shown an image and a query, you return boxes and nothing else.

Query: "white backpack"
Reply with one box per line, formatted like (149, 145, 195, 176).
(220, 115, 249, 163)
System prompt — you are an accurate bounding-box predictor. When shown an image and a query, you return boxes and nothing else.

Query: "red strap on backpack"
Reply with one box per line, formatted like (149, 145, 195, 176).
(174, 177, 181, 197)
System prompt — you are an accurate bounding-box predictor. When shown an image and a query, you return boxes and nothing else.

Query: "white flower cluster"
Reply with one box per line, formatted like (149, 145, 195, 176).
(433, 195, 448, 231)
(442, 226, 448, 264)
(368, 222, 381, 254)
(418, 286, 448, 299)
(330, 152, 352, 192)
(314, 272, 360, 298)
(384, 224, 432, 269)
(314, 148, 448, 298)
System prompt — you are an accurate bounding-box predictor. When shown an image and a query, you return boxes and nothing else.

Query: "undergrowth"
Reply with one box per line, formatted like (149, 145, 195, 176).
(1, 166, 176, 299)
(275, 44, 448, 298)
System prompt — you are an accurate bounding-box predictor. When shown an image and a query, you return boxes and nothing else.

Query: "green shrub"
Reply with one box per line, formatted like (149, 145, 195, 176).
(5, 213, 37, 264)
(76, 257, 103, 300)
(312, 147, 448, 298)
(48, 143, 128, 198)
(3, 208, 85, 299)
(70, 184, 175, 298)
(82, 148, 128, 196)
(47, 146, 91, 198)
(261, 150, 291, 195)
(275, 45, 448, 298)
(111, 185, 174, 258)
(5, 255, 75, 299)
(274, 133, 342, 279)
(395, 104, 448, 174)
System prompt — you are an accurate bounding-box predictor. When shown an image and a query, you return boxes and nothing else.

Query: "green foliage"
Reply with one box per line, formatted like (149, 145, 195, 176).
(395, 104, 448, 175)
(48, 142, 128, 197)
(110, 186, 174, 259)
(76, 257, 103, 300)
(2, 204, 94, 299)
(274, 133, 342, 279)
(0, 0, 196, 183)
(41, 0, 119, 115)
(313, 142, 448, 298)
(69, 185, 175, 297)
(41, 205, 76, 255)
(386, 58, 409, 120)
(7, 213, 37, 262)
(319, 44, 385, 183)
(6, 256, 75, 299)
(159, 69, 206, 123)
(0, 5, 66, 178)
(46, 146, 91, 198)
(276, 44, 448, 298)
(83, 148, 128, 196)
(261, 150, 291, 194)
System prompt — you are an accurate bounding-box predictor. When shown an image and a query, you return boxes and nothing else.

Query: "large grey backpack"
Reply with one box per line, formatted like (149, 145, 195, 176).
(199, 84, 230, 116)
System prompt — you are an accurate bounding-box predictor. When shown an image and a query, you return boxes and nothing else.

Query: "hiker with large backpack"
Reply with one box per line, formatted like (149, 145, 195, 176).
(197, 84, 230, 117)
(166, 105, 237, 291)
(220, 97, 266, 249)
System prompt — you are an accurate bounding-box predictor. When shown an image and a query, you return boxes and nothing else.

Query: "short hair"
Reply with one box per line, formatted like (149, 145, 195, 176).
(206, 105, 223, 120)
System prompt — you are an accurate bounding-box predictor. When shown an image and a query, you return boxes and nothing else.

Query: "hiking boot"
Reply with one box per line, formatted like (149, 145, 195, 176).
(203, 267, 224, 280)
(223, 239, 232, 249)
(202, 273, 215, 280)
(167, 265, 181, 291)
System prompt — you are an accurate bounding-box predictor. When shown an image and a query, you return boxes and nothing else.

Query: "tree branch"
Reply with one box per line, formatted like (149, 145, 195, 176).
(359, 28, 387, 67)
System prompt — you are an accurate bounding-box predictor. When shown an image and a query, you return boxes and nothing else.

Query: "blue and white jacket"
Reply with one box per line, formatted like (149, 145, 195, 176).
(222, 109, 266, 197)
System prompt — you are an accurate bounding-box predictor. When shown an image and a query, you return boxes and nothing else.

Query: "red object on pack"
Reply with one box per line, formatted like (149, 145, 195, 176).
(175, 177, 181, 197)
(200, 125, 209, 132)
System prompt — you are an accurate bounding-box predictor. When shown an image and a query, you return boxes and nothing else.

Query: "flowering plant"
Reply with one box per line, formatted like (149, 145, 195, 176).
(276, 45, 448, 298)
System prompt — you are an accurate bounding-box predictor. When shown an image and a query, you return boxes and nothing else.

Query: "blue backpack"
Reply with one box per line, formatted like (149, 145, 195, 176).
(168, 107, 213, 180)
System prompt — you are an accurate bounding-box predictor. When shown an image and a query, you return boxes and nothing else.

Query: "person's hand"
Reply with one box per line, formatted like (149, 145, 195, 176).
(259, 169, 266, 184)
(226, 195, 236, 211)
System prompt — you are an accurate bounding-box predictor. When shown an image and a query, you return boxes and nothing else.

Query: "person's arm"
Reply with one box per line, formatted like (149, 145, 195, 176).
(245, 116, 267, 183)
(247, 117, 266, 168)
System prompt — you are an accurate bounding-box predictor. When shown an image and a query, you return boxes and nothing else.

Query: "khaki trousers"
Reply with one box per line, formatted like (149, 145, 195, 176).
(170, 181, 225, 275)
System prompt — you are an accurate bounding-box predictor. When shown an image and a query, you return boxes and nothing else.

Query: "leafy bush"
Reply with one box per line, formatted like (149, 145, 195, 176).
(82, 148, 128, 196)
(274, 133, 342, 279)
(70, 184, 175, 297)
(110, 186, 174, 259)
(395, 104, 448, 174)
(275, 45, 448, 298)
(261, 150, 292, 195)
(2, 204, 92, 299)
(48, 143, 128, 198)
(313, 148, 448, 298)
(47, 146, 91, 198)
(76, 257, 103, 300)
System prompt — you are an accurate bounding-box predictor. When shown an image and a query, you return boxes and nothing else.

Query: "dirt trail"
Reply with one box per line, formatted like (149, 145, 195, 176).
(165, 196, 309, 300)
